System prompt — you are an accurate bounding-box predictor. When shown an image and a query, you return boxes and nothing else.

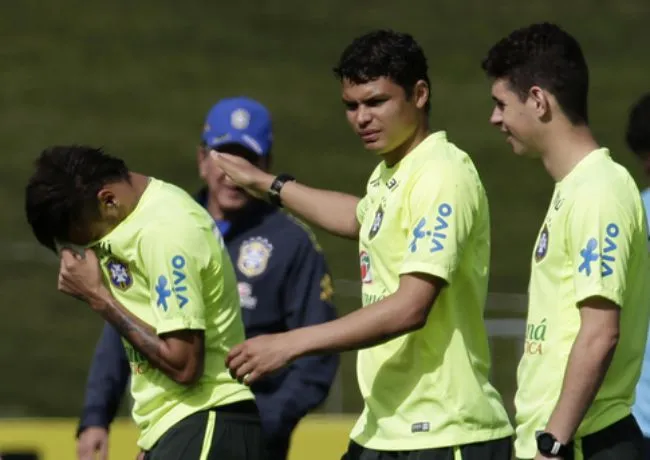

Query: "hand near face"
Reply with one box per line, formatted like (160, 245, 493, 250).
(58, 248, 108, 310)
(209, 151, 272, 198)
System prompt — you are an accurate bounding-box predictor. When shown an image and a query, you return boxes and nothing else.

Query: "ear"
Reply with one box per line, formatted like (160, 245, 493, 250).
(413, 80, 430, 110)
(97, 188, 118, 213)
(197, 146, 208, 180)
(528, 86, 551, 118)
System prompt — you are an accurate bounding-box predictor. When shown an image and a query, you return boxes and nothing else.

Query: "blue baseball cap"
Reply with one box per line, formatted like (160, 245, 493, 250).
(202, 97, 273, 156)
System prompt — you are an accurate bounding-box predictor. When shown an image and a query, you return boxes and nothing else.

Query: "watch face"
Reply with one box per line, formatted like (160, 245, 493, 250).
(537, 433, 555, 453)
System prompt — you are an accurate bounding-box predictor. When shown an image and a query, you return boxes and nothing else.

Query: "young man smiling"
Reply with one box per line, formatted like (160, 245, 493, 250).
(213, 29, 513, 460)
(482, 22, 650, 460)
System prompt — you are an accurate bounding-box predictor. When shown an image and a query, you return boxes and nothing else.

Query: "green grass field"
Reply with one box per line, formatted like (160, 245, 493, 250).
(1, 0, 648, 418)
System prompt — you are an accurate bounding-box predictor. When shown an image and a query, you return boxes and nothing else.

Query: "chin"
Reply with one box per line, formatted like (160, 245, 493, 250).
(509, 139, 529, 157)
(362, 139, 388, 154)
(514, 145, 540, 159)
(218, 198, 249, 213)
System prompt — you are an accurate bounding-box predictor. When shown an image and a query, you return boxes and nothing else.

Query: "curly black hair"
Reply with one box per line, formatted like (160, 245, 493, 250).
(25, 145, 130, 251)
(333, 29, 431, 112)
(626, 93, 650, 157)
(481, 22, 589, 125)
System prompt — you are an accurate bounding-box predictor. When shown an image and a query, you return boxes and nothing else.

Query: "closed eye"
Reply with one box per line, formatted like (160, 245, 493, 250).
(364, 97, 387, 107)
(491, 96, 505, 110)
(343, 100, 358, 111)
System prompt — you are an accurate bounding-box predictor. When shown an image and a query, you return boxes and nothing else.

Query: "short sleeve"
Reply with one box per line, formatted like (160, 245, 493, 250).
(400, 170, 478, 283)
(357, 195, 369, 225)
(568, 190, 634, 307)
(139, 225, 210, 335)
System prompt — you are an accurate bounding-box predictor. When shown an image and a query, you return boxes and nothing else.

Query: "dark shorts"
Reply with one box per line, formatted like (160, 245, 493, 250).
(519, 415, 644, 460)
(144, 400, 265, 460)
(643, 435, 650, 460)
(341, 436, 512, 460)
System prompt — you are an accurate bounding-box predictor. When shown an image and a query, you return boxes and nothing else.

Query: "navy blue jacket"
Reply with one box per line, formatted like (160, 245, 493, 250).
(77, 195, 339, 441)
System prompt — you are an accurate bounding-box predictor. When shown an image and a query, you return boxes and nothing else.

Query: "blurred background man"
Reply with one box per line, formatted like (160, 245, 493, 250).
(75, 97, 339, 460)
(627, 93, 650, 459)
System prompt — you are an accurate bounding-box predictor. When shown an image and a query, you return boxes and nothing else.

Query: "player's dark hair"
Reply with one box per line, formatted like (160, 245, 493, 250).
(481, 22, 589, 125)
(333, 29, 431, 112)
(25, 145, 130, 251)
(626, 93, 650, 157)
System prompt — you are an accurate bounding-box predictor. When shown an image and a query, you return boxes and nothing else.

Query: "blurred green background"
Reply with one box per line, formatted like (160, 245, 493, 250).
(1, 0, 648, 421)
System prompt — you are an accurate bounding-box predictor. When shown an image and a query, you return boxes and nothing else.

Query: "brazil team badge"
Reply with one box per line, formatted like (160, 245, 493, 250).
(534, 224, 549, 262)
(368, 205, 384, 240)
(106, 258, 133, 290)
(237, 237, 273, 278)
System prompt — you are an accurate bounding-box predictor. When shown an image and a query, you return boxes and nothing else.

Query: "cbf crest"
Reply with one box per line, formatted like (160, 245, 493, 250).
(237, 237, 273, 278)
(106, 258, 133, 290)
(368, 205, 384, 240)
(534, 224, 549, 262)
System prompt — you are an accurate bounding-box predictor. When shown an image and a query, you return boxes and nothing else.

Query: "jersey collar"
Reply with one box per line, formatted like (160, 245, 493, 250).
(558, 147, 610, 186)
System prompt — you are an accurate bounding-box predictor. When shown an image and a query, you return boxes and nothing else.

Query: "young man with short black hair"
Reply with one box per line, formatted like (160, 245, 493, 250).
(482, 23, 650, 460)
(215, 29, 513, 460)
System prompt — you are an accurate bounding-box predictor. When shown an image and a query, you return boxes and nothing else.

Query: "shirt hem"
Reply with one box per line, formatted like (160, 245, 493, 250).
(399, 262, 454, 284)
(156, 318, 206, 335)
(351, 426, 513, 451)
(136, 389, 254, 450)
(574, 287, 623, 308)
(515, 407, 631, 458)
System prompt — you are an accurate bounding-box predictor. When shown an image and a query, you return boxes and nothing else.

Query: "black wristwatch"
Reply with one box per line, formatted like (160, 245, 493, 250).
(536, 431, 569, 458)
(268, 173, 295, 207)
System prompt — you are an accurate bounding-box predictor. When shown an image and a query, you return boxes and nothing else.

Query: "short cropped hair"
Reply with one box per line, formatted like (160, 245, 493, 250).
(481, 22, 589, 125)
(25, 145, 129, 251)
(333, 29, 431, 112)
(626, 93, 650, 156)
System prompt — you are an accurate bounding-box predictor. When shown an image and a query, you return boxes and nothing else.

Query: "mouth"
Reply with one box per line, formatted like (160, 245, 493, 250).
(221, 185, 247, 196)
(359, 130, 380, 142)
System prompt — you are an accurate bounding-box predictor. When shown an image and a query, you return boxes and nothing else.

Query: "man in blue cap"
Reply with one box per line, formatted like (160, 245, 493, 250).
(75, 97, 339, 460)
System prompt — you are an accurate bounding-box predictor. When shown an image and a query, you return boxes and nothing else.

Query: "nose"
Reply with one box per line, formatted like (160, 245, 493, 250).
(489, 107, 502, 127)
(356, 106, 372, 127)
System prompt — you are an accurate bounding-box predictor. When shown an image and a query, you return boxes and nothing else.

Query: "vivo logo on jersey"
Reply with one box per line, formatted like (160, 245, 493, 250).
(601, 223, 619, 277)
(409, 203, 453, 253)
(578, 223, 619, 277)
(431, 204, 452, 252)
(171, 255, 189, 308)
(155, 255, 190, 311)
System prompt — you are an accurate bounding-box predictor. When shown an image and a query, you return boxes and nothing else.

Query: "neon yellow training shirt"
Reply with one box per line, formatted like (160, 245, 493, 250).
(94, 178, 253, 450)
(352, 131, 513, 450)
(514, 148, 650, 458)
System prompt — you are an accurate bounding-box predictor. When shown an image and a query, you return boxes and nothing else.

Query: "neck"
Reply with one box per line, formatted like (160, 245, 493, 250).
(538, 123, 599, 182)
(97, 173, 150, 240)
(125, 173, 150, 211)
(382, 120, 431, 167)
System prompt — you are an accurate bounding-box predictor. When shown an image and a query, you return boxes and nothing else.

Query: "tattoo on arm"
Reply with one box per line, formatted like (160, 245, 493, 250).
(99, 297, 163, 368)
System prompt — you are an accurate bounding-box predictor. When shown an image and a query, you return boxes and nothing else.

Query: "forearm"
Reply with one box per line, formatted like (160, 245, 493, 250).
(90, 291, 191, 382)
(253, 174, 360, 240)
(290, 293, 427, 357)
(545, 329, 618, 443)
